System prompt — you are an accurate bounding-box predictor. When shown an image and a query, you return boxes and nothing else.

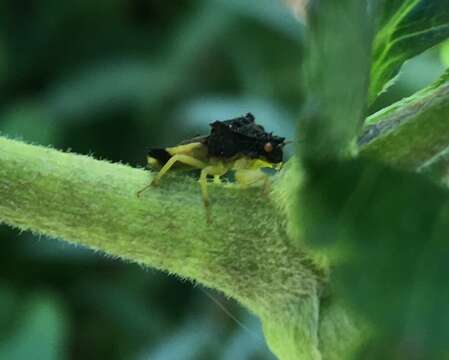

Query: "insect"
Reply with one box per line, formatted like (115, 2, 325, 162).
(137, 113, 285, 212)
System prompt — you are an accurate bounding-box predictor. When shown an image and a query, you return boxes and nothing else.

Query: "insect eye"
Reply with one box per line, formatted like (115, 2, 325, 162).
(264, 142, 273, 153)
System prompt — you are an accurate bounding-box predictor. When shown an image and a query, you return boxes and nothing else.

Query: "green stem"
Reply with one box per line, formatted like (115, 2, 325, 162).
(0, 136, 322, 317)
(360, 74, 449, 170)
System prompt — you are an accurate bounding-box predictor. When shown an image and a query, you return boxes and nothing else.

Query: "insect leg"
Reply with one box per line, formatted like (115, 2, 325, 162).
(152, 154, 207, 186)
(137, 154, 206, 197)
(199, 164, 227, 207)
(199, 168, 213, 208)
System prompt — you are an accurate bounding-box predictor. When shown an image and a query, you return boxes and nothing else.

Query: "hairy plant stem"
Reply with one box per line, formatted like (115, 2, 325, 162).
(359, 76, 449, 170)
(0, 136, 323, 315)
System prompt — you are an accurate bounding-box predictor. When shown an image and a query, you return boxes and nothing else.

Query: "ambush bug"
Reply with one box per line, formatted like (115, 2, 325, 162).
(137, 113, 285, 212)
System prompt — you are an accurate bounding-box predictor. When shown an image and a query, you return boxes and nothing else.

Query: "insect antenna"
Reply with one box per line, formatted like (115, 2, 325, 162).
(283, 139, 305, 145)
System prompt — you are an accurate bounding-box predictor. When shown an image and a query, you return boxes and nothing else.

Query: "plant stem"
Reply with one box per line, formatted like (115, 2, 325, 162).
(359, 75, 449, 170)
(0, 136, 322, 317)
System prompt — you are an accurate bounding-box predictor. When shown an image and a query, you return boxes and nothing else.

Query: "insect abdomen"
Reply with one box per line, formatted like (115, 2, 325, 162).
(147, 148, 171, 168)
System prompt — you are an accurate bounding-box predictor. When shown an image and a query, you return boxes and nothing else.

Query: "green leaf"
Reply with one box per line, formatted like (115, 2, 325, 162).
(299, 159, 449, 357)
(370, 0, 449, 103)
(300, 0, 376, 160)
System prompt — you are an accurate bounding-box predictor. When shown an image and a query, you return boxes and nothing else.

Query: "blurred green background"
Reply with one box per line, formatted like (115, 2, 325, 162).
(0, 1, 447, 359)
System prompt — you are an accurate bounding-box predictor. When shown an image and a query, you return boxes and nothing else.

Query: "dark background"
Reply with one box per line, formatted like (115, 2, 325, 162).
(0, 1, 447, 359)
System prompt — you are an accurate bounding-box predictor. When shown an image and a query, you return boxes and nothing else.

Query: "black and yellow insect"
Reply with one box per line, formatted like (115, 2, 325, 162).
(138, 113, 285, 208)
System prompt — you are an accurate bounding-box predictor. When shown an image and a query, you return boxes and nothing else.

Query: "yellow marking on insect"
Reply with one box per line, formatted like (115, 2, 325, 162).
(139, 154, 275, 220)
(147, 156, 161, 169)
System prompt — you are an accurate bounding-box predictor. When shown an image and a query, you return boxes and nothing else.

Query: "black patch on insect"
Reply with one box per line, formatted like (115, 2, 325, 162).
(148, 148, 171, 165)
(204, 113, 285, 163)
